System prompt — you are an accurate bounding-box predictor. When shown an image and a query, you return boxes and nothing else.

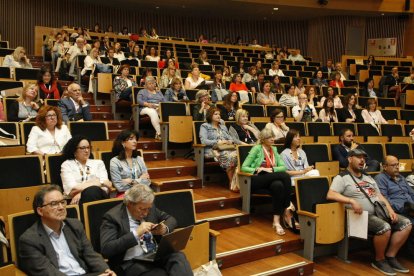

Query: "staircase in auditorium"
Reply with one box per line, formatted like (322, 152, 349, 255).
(31, 55, 313, 275)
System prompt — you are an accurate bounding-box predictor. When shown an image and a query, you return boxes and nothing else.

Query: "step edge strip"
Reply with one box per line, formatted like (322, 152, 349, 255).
(216, 239, 285, 258)
(250, 261, 308, 276)
(196, 213, 245, 222)
(152, 178, 199, 184)
(194, 197, 227, 203)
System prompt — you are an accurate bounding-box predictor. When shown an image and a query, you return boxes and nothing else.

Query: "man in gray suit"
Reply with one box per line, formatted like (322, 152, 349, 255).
(59, 83, 92, 123)
(19, 185, 115, 276)
(100, 184, 193, 276)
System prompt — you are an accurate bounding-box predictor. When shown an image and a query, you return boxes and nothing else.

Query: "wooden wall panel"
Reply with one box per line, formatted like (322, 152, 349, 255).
(0, 0, 408, 64)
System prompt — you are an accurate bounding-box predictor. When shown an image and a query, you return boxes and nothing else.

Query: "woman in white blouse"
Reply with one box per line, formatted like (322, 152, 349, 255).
(320, 86, 343, 109)
(145, 46, 160, 62)
(185, 64, 204, 89)
(113, 42, 125, 61)
(256, 81, 279, 105)
(26, 106, 71, 156)
(265, 108, 290, 143)
(268, 61, 284, 77)
(61, 136, 112, 205)
(361, 98, 388, 124)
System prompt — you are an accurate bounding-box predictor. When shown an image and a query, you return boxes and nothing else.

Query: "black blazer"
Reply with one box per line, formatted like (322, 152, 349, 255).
(19, 218, 108, 276)
(337, 107, 363, 123)
(100, 203, 177, 273)
(332, 144, 375, 169)
(58, 97, 92, 123)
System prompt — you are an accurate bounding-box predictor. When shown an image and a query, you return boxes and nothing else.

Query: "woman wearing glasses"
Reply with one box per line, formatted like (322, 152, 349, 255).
(110, 129, 150, 198)
(241, 128, 291, 235)
(61, 136, 112, 205)
(26, 106, 71, 156)
(265, 108, 290, 143)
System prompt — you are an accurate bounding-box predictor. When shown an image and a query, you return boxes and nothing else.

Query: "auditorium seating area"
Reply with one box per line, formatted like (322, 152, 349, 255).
(2, 21, 414, 275)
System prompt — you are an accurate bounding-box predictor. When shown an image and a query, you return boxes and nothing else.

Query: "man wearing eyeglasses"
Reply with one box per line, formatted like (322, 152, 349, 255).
(59, 83, 92, 123)
(19, 185, 115, 276)
(375, 155, 414, 258)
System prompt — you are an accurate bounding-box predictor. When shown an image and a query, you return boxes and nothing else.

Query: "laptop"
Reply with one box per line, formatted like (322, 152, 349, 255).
(134, 225, 193, 262)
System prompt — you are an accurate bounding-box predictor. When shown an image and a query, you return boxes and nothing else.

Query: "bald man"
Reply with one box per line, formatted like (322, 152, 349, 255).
(58, 83, 92, 122)
(375, 155, 414, 257)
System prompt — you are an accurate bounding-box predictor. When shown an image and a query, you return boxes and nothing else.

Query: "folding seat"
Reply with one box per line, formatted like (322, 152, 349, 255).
(242, 104, 265, 118)
(380, 124, 403, 138)
(307, 122, 331, 137)
(68, 121, 108, 141)
(285, 122, 306, 136)
(301, 143, 330, 166)
(362, 143, 384, 163)
(384, 143, 412, 160)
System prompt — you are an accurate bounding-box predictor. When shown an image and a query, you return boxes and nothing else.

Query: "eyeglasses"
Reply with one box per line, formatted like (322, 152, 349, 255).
(45, 114, 57, 118)
(275, 115, 284, 119)
(77, 146, 91, 151)
(41, 199, 67, 208)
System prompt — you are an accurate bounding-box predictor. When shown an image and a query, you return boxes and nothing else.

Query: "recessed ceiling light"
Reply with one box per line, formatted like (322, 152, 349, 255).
(155, 6, 159, 9)
(381, 13, 384, 16)
(273, 7, 279, 11)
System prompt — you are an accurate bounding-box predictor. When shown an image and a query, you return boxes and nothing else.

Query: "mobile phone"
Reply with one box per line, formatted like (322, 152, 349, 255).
(151, 220, 165, 230)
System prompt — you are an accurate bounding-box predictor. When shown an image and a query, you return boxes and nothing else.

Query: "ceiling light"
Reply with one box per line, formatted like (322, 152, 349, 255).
(273, 7, 279, 11)
(155, 6, 159, 9)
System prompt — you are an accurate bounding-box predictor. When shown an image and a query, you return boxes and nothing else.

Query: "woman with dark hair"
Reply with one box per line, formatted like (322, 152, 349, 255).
(61, 135, 111, 204)
(294, 78, 305, 95)
(319, 97, 338, 122)
(257, 81, 279, 105)
(304, 86, 319, 107)
(145, 46, 160, 62)
(312, 70, 328, 87)
(338, 94, 363, 123)
(113, 64, 137, 101)
(329, 72, 344, 88)
(242, 66, 257, 84)
(185, 63, 205, 89)
(197, 50, 210, 65)
(106, 25, 114, 33)
(110, 129, 150, 197)
(113, 42, 125, 61)
(361, 98, 388, 124)
(93, 23, 101, 33)
(279, 85, 298, 107)
(280, 129, 319, 184)
(235, 59, 245, 74)
(265, 108, 290, 143)
(229, 73, 248, 92)
(367, 55, 376, 66)
(200, 107, 237, 189)
(26, 106, 71, 155)
(219, 92, 240, 121)
(319, 86, 343, 108)
(241, 128, 291, 235)
(270, 75, 284, 94)
(149, 27, 159, 39)
(362, 78, 379, 98)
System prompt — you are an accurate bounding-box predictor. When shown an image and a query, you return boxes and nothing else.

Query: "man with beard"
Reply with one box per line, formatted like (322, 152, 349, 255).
(327, 149, 411, 275)
(332, 128, 380, 172)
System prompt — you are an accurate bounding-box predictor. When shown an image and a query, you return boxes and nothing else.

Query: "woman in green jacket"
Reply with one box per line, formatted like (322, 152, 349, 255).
(241, 128, 291, 235)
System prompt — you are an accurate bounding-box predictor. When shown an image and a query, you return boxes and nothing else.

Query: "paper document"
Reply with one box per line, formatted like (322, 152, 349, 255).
(347, 209, 368, 239)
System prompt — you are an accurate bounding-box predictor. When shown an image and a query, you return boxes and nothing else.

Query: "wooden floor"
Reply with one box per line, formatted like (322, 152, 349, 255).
(216, 215, 300, 253)
(314, 250, 414, 275)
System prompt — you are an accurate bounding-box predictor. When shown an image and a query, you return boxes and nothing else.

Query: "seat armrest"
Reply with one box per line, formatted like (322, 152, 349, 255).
(193, 144, 206, 148)
(209, 229, 220, 237)
(297, 210, 319, 218)
(238, 172, 253, 177)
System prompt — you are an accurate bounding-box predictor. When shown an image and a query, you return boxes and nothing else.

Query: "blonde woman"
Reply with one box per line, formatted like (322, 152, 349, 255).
(8, 84, 40, 122)
(2, 46, 32, 68)
(228, 109, 259, 145)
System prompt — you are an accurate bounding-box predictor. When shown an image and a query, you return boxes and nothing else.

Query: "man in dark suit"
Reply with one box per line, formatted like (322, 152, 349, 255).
(320, 59, 335, 76)
(330, 62, 348, 81)
(332, 128, 380, 172)
(100, 184, 192, 276)
(19, 185, 115, 276)
(58, 83, 92, 123)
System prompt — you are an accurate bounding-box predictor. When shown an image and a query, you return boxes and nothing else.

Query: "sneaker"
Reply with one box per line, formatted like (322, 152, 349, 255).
(371, 260, 396, 276)
(386, 257, 410, 273)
